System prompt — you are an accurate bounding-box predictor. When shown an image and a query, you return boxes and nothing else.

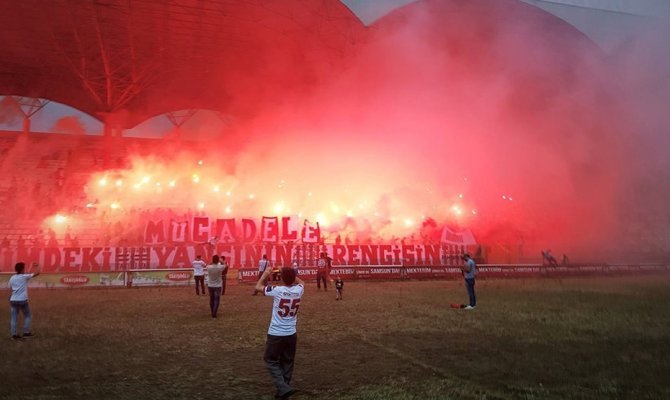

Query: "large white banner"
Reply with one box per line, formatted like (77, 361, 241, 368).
(0, 215, 478, 271)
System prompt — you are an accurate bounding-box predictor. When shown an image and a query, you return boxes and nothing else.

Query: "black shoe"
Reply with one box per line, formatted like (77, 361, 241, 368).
(11, 335, 22, 340)
(22, 332, 34, 337)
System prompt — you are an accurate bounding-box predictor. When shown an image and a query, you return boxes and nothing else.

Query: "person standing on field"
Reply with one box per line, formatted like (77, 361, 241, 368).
(253, 254, 271, 295)
(255, 266, 305, 400)
(460, 253, 477, 309)
(207, 255, 224, 318)
(220, 255, 229, 295)
(316, 252, 331, 291)
(291, 255, 300, 275)
(9, 262, 41, 340)
(258, 254, 270, 279)
(192, 255, 207, 296)
(334, 276, 344, 300)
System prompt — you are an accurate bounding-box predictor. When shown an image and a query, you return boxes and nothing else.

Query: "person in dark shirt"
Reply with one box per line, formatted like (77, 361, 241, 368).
(459, 253, 477, 310)
(316, 252, 332, 291)
(220, 255, 229, 295)
(334, 276, 344, 300)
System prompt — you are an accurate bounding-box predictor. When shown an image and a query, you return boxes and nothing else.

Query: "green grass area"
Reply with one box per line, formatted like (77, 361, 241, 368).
(2, 276, 669, 399)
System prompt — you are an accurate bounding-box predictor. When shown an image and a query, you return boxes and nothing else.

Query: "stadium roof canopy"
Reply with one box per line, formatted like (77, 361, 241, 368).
(0, 0, 366, 128)
(0, 0, 622, 130)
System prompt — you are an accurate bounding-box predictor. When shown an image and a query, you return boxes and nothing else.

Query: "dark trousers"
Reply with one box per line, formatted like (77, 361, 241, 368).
(221, 275, 227, 295)
(316, 272, 328, 289)
(264, 333, 297, 396)
(194, 275, 205, 295)
(208, 287, 222, 317)
(465, 278, 476, 307)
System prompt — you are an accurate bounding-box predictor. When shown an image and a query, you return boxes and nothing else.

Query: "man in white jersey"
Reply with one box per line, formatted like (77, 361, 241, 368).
(9, 262, 41, 340)
(255, 266, 305, 399)
(192, 255, 207, 296)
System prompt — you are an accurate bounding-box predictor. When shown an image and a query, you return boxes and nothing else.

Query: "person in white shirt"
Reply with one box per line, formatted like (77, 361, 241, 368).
(192, 255, 207, 296)
(253, 254, 271, 295)
(206, 255, 225, 318)
(9, 262, 41, 340)
(258, 254, 270, 278)
(255, 267, 305, 400)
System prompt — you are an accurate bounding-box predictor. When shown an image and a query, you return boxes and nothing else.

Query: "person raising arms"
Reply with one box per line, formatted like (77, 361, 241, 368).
(9, 262, 41, 340)
(255, 266, 305, 399)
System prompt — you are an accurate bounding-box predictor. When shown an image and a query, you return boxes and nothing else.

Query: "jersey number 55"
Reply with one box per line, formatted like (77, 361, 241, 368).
(277, 299, 301, 317)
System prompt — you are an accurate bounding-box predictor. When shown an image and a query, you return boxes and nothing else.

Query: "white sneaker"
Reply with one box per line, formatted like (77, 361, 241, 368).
(464, 305, 476, 310)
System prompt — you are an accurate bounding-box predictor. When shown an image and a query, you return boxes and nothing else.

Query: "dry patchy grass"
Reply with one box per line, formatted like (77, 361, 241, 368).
(1, 275, 669, 399)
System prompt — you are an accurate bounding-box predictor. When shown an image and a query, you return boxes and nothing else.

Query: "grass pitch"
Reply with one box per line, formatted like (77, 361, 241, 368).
(2, 275, 669, 399)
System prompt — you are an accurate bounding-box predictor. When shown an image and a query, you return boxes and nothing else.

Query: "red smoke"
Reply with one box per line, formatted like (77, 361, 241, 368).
(80, 0, 623, 260)
(51, 116, 86, 135)
(0, 96, 21, 125)
(3, 0, 669, 263)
